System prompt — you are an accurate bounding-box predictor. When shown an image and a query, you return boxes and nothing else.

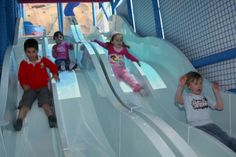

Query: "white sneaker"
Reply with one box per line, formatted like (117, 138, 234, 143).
(74, 66, 80, 71)
(69, 62, 76, 70)
(60, 62, 66, 71)
(139, 89, 147, 96)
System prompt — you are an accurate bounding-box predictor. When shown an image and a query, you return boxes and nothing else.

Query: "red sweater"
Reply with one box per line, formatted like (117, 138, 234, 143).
(18, 57, 58, 90)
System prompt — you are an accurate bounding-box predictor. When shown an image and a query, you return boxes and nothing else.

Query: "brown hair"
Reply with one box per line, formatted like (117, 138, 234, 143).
(53, 31, 64, 40)
(107, 32, 130, 48)
(185, 71, 202, 86)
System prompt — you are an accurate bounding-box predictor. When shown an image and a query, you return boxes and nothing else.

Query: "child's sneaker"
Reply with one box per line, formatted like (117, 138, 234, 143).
(14, 119, 23, 131)
(48, 115, 57, 128)
(139, 88, 147, 97)
(60, 62, 66, 71)
(69, 62, 76, 71)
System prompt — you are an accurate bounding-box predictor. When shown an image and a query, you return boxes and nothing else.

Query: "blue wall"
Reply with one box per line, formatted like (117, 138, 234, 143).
(0, 0, 18, 69)
(159, 0, 236, 90)
(116, 0, 130, 24)
(116, 0, 162, 37)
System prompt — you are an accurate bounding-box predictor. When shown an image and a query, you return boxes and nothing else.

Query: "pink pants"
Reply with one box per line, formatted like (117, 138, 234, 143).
(112, 65, 142, 92)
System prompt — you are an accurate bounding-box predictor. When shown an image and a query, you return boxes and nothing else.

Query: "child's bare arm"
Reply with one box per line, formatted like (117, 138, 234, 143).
(212, 82, 224, 110)
(175, 75, 186, 105)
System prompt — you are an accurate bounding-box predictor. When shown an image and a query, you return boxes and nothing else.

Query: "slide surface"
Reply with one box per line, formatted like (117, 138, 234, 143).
(87, 15, 236, 157)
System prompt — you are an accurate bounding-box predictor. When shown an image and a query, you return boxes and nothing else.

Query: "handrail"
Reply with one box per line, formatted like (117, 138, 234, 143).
(71, 16, 198, 156)
(110, 15, 236, 156)
(0, 46, 13, 123)
(191, 48, 236, 68)
(90, 42, 198, 157)
(69, 17, 179, 156)
(0, 16, 22, 122)
(51, 82, 71, 157)
(42, 17, 71, 157)
(0, 129, 7, 157)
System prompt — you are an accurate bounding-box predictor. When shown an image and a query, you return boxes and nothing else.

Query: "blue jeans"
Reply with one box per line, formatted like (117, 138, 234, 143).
(197, 123, 236, 152)
(55, 59, 70, 70)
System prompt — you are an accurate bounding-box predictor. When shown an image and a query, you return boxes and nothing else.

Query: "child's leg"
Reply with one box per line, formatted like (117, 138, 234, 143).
(69, 60, 77, 70)
(55, 59, 66, 71)
(120, 68, 142, 92)
(38, 87, 57, 128)
(14, 90, 37, 131)
(60, 61, 66, 71)
(42, 103, 57, 128)
(55, 59, 62, 70)
(229, 137, 236, 153)
(197, 123, 236, 152)
(17, 106, 30, 120)
(111, 66, 122, 80)
(64, 59, 71, 70)
(41, 103, 54, 117)
(14, 106, 29, 131)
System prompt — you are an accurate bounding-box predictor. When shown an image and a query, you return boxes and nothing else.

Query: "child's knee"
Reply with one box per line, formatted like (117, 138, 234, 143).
(20, 105, 30, 112)
(41, 103, 51, 110)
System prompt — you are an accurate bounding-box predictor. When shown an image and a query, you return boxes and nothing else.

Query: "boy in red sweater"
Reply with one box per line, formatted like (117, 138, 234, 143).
(14, 38, 60, 131)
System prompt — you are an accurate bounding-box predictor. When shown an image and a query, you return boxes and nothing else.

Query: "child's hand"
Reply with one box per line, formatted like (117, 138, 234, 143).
(69, 43, 74, 50)
(52, 48, 58, 58)
(22, 84, 31, 91)
(179, 75, 187, 87)
(52, 74, 60, 82)
(212, 82, 220, 91)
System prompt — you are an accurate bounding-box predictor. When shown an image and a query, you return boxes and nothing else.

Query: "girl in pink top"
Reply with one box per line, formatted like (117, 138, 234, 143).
(93, 32, 145, 94)
(52, 31, 76, 71)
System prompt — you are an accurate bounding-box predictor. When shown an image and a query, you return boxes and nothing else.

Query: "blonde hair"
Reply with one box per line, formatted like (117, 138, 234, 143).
(185, 71, 202, 86)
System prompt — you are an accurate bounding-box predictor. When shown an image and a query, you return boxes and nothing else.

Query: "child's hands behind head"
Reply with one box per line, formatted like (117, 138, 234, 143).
(212, 82, 220, 92)
(179, 75, 187, 87)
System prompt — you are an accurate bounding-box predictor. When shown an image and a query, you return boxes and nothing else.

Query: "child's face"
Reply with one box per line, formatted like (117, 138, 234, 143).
(111, 34, 123, 48)
(188, 78, 203, 95)
(54, 34, 63, 44)
(25, 47, 38, 62)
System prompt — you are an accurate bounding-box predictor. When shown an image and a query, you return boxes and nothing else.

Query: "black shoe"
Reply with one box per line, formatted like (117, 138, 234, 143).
(14, 119, 23, 131)
(48, 116, 57, 128)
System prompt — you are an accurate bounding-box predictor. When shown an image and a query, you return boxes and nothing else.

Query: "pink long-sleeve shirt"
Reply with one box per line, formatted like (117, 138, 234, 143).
(52, 41, 73, 60)
(94, 39, 139, 67)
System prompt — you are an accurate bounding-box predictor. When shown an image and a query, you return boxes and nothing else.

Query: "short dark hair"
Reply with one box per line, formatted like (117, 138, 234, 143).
(24, 38, 38, 51)
(53, 31, 64, 40)
(185, 71, 202, 86)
